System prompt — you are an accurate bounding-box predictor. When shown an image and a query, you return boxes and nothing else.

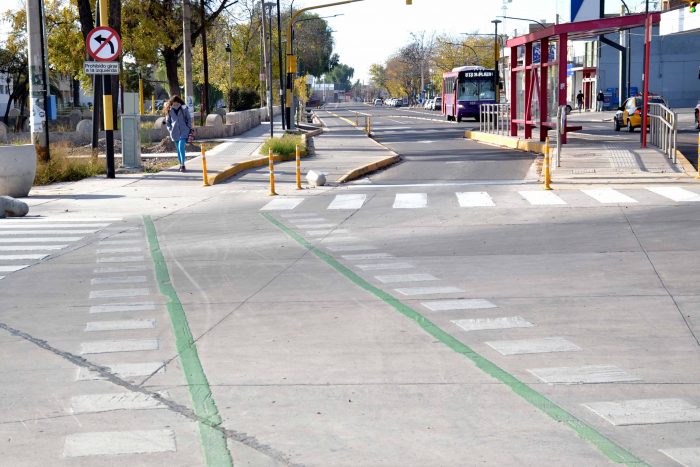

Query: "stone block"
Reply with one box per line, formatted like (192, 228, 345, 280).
(0, 196, 29, 218)
(0, 121, 7, 143)
(69, 109, 83, 129)
(0, 146, 37, 197)
(76, 119, 92, 137)
(306, 170, 326, 187)
(205, 114, 223, 128)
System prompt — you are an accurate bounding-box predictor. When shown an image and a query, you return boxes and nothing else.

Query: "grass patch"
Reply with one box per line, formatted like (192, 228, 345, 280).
(260, 133, 306, 157)
(34, 143, 106, 185)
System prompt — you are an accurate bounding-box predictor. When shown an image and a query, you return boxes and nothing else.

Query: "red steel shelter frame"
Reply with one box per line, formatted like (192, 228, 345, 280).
(506, 13, 660, 143)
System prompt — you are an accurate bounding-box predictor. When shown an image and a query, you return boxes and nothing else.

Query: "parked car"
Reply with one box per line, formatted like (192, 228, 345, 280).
(393, 98, 403, 107)
(373, 98, 383, 106)
(423, 98, 434, 110)
(431, 97, 442, 111)
(613, 95, 667, 132)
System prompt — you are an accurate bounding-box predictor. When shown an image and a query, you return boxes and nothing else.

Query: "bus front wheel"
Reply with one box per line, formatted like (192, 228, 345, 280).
(457, 115, 462, 123)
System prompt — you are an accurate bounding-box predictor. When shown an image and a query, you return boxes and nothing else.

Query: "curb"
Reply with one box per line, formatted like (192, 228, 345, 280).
(210, 147, 311, 185)
(675, 148, 697, 176)
(464, 130, 547, 155)
(336, 154, 402, 184)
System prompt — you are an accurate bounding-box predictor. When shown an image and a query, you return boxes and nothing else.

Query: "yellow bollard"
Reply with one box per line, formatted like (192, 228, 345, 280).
(269, 148, 277, 196)
(151, 95, 155, 115)
(296, 144, 302, 190)
(201, 144, 210, 186)
(355, 113, 358, 126)
(544, 136, 552, 190)
(696, 131, 700, 180)
(368, 116, 372, 136)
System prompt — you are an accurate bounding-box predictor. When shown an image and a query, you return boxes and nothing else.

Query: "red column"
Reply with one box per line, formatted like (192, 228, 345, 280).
(558, 33, 568, 144)
(539, 38, 549, 142)
(524, 42, 533, 139)
(510, 46, 518, 136)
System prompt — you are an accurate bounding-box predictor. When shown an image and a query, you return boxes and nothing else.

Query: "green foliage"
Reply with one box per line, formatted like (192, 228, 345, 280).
(294, 13, 334, 78)
(324, 62, 354, 91)
(229, 87, 259, 111)
(34, 145, 107, 185)
(260, 134, 306, 157)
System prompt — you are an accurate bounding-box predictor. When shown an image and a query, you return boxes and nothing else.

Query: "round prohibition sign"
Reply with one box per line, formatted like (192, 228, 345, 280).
(86, 26, 122, 62)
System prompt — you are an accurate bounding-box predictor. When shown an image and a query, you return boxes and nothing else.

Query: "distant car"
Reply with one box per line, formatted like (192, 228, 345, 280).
(373, 98, 382, 106)
(613, 95, 667, 132)
(423, 98, 434, 110)
(432, 97, 442, 111)
(695, 101, 699, 129)
(393, 98, 402, 107)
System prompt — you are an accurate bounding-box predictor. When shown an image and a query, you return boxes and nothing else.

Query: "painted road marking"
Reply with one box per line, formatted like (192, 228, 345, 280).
(321, 236, 363, 243)
(0, 230, 97, 235)
(90, 302, 156, 314)
(89, 288, 150, 299)
(0, 276, 4, 280)
(395, 286, 464, 296)
(306, 229, 350, 236)
(647, 186, 700, 202)
(0, 254, 48, 260)
(0, 223, 108, 229)
(421, 299, 497, 311)
(80, 339, 159, 354)
(281, 213, 320, 218)
(328, 194, 367, 210)
(375, 273, 438, 284)
(96, 247, 143, 254)
(519, 191, 567, 206)
(85, 319, 156, 332)
(528, 365, 640, 384)
(393, 193, 427, 209)
(4, 217, 121, 222)
(486, 337, 582, 355)
(108, 232, 141, 238)
(63, 429, 176, 457)
(260, 198, 305, 211)
(583, 399, 700, 426)
(0, 237, 82, 243)
(456, 192, 495, 207)
(293, 223, 336, 229)
(77, 362, 164, 380)
(91, 275, 147, 285)
(327, 245, 378, 252)
(357, 262, 414, 271)
(452, 316, 534, 332)
(0, 245, 66, 251)
(659, 447, 700, 466)
(71, 392, 167, 413)
(582, 188, 638, 204)
(99, 239, 141, 245)
(97, 256, 145, 263)
(94, 265, 148, 274)
(342, 253, 394, 261)
(0, 265, 30, 273)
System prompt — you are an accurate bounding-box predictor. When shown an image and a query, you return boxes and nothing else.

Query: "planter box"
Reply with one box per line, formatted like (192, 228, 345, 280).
(0, 145, 37, 197)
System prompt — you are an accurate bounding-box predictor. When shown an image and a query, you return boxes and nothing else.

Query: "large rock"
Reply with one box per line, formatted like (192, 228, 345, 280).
(0, 121, 7, 143)
(0, 196, 29, 218)
(0, 145, 37, 197)
(69, 109, 83, 129)
(205, 113, 223, 128)
(76, 119, 92, 137)
(306, 170, 326, 187)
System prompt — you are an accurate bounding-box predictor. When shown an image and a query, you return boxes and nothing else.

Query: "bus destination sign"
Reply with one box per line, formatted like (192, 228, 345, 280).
(463, 71, 494, 78)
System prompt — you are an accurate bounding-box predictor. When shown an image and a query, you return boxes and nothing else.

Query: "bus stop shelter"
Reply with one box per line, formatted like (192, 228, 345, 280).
(506, 13, 661, 143)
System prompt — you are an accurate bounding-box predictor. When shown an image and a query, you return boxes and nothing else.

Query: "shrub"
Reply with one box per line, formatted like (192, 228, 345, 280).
(259, 134, 306, 158)
(34, 144, 106, 185)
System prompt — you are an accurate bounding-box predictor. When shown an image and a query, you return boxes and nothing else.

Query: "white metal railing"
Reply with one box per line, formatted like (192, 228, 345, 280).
(479, 103, 510, 135)
(553, 105, 567, 168)
(648, 102, 677, 164)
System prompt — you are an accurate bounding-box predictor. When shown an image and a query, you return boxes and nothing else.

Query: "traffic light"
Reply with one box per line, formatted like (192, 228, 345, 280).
(691, 1, 697, 13)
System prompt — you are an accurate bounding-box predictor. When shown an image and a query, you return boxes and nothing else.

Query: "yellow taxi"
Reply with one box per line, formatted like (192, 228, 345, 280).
(613, 95, 667, 132)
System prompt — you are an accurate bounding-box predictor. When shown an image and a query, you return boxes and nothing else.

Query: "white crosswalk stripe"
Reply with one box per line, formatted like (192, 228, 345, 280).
(328, 194, 367, 210)
(647, 186, 700, 202)
(582, 188, 637, 204)
(519, 191, 567, 205)
(393, 193, 427, 209)
(260, 198, 305, 210)
(456, 192, 495, 207)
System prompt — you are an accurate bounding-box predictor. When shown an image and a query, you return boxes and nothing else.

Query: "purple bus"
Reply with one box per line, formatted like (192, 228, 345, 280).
(442, 66, 496, 122)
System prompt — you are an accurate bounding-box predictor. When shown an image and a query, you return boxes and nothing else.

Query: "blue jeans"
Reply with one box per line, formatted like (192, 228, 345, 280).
(175, 138, 187, 165)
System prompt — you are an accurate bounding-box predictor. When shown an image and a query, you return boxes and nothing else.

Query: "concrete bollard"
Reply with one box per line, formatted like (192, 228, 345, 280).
(0, 196, 29, 218)
(306, 170, 327, 187)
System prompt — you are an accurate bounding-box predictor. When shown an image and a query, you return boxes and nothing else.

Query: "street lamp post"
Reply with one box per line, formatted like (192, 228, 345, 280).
(225, 43, 233, 111)
(492, 19, 501, 103)
(262, 2, 274, 137)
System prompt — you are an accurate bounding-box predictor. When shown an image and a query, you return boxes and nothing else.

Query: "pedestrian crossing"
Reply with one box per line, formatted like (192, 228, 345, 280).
(0, 217, 121, 281)
(262, 187, 700, 211)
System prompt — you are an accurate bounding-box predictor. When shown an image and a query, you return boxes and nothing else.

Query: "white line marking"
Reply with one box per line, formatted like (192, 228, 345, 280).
(98, 239, 140, 245)
(0, 237, 82, 243)
(96, 256, 145, 263)
(91, 275, 147, 285)
(328, 194, 367, 210)
(395, 286, 464, 296)
(63, 430, 176, 457)
(281, 213, 320, 218)
(456, 192, 495, 207)
(107, 232, 141, 238)
(647, 186, 700, 202)
(342, 253, 394, 261)
(0, 254, 48, 260)
(260, 198, 305, 211)
(320, 236, 363, 243)
(582, 188, 638, 204)
(486, 337, 582, 355)
(584, 399, 700, 426)
(393, 193, 427, 209)
(96, 247, 143, 254)
(89, 288, 150, 299)
(659, 447, 700, 466)
(528, 365, 640, 384)
(90, 302, 156, 313)
(306, 229, 350, 236)
(327, 245, 378, 252)
(0, 245, 66, 251)
(0, 230, 97, 235)
(71, 392, 167, 413)
(294, 223, 336, 229)
(94, 265, 147, 274)
(421, 299, 497, 311)
(0, 224, 108, 229)
(76, 362, 164, 380)
(0, 265, 30, 272)
(452, 316, 534, 331)
(519, 191, 567, 205)
(80, 339, 159, 354)
(85, 319, 156, 331)
(375, 273, 438, 284)
(3, 217, 121, 222)
(356, 262, 414, 271)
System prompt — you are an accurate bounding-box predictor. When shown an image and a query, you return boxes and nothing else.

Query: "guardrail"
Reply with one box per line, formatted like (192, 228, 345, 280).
(648, 102, 677, 164)
(479, 103, 510, 135)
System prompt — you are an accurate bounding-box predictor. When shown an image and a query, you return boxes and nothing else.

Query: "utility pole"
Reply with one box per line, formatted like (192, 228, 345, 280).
(100, 0, 115, 178)
(26, 0, 50, 161)
(259, 18, 265, 109)
(276, 0, 286, 129)
(91, 1, 102, 158)
(201, 0, 210, 117)
(262, 2, 274, 136)
(183, 0, 194, 117)
(492, 19, 502, 103)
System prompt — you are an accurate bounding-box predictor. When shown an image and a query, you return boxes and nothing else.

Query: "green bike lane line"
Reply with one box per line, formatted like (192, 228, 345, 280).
(144, 216, 234, 467)
(262, 212, 648, 466)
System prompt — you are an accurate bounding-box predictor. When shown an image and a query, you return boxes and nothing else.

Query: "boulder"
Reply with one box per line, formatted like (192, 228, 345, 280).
(69, 109, 83, 129)
(0, 145, 37, 197)
(0, 196, 29, 218)
(306, 170, 326, 187)
(0, 121, 7, 143)
(76, 119, 92, 137)
(82, 109, 93, 119)
(205, 113, 223, 128)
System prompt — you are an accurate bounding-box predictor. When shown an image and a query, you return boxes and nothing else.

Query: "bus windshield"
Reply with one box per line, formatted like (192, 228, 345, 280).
(458, 78, 495, 101)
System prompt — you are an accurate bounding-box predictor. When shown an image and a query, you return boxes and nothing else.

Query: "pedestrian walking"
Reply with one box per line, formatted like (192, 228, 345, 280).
(576, 90, 584, 112)
(596, 90, 605, 112)
(164, 95, 192, 172)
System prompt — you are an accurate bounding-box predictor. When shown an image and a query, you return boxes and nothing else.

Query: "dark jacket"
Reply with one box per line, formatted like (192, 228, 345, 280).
(165, 105, 192, 142)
